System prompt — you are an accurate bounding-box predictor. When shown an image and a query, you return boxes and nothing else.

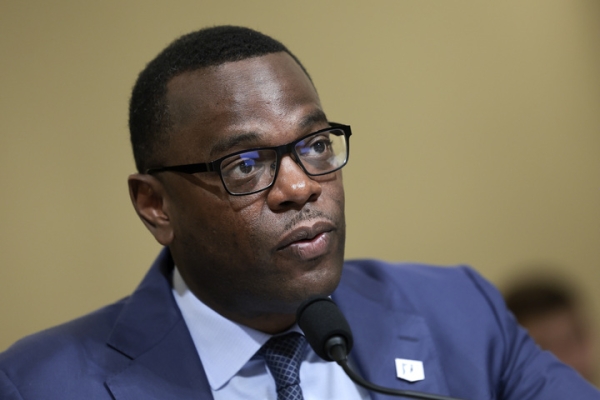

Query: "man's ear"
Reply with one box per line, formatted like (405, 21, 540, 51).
(128, 173, 174, 246)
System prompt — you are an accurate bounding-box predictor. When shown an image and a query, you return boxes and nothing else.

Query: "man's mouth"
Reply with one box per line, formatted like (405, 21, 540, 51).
(276, 221, 335, 260)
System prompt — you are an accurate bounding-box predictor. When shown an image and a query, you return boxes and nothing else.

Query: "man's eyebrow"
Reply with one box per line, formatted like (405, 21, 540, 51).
(209, 111, 329, 158)
(209, 132, 262, 158)
(298, 110, 329, 130)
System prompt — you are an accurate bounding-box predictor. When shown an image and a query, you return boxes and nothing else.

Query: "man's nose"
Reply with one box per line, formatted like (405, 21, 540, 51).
(266, 155, 322, 210)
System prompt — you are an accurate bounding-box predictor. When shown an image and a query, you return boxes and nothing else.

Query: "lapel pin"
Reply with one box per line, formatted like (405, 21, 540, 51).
(395, 358, 425, 382)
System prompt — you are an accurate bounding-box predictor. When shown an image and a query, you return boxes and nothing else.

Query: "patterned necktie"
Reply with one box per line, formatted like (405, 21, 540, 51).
(259, 332, 307, 400)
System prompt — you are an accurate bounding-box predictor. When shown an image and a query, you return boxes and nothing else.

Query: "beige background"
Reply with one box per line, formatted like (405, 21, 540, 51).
(1, 0, 599, 376)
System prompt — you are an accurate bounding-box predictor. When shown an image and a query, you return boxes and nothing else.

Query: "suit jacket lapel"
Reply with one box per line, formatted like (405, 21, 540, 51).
(333, 261, 451, 400)
(104, 248, 213, 400)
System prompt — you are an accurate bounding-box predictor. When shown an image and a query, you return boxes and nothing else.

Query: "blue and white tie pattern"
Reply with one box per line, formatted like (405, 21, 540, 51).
(259, 332, 307, 400)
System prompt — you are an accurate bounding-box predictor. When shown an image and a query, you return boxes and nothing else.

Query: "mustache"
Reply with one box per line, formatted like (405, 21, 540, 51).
(283, 209, 331, 232)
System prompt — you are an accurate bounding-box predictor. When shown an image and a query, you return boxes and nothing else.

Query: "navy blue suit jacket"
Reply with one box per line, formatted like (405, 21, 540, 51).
(1, 248, 598, 399)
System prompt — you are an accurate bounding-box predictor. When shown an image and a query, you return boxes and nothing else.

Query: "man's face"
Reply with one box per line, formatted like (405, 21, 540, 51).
(155, 52, 345, 331)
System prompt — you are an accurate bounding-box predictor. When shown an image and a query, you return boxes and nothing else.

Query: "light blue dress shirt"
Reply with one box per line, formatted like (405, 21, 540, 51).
(172, 267, 371, 400)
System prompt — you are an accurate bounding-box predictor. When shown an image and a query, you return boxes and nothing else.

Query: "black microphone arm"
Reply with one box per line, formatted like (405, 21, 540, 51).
(296, 296, 464, 400)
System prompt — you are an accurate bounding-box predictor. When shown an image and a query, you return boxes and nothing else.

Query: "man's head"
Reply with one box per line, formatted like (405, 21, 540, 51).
(127, 26, 347, 333)
(129, 26, 312, 173)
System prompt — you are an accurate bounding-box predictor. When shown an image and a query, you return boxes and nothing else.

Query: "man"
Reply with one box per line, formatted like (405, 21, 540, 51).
(1, 25, 598, 399)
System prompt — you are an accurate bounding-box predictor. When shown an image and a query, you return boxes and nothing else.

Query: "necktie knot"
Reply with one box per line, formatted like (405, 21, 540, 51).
(259, 332, 307, 400)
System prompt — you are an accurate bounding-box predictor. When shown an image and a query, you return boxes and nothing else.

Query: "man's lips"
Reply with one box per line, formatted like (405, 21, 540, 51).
(276, 221, 335, 251)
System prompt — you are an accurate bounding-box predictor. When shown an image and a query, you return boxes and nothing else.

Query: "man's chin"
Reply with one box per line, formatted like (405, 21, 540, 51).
(293, 263, 343, 304)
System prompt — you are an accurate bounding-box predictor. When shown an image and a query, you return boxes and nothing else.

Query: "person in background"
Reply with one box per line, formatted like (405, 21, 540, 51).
(505, 276, 597, 384)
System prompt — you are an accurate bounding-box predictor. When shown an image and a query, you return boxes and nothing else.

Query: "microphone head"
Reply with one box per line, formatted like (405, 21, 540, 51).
(296, 296, 354, 361)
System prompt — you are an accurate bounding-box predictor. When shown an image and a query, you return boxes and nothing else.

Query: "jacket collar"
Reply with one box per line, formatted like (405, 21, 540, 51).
(105, 248, 213, 399)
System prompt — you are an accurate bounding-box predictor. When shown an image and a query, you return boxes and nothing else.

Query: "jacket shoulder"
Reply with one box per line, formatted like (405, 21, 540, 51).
(0, 299, 130, 398)
(340, 259, 488, 304)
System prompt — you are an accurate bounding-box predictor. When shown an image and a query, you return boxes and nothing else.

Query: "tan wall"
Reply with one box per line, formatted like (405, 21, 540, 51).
(2, 0, 599, 369)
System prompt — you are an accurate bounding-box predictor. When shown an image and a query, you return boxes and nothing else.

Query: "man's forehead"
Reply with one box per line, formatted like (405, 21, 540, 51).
(161, 52, 324, 161)
(164, 52, 317, 127)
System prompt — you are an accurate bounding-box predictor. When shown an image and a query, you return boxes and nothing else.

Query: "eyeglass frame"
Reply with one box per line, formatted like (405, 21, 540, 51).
(145, 122, 352, 196)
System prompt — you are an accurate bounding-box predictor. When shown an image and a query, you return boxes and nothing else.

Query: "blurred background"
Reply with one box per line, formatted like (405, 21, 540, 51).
(1, 0, 599, 381)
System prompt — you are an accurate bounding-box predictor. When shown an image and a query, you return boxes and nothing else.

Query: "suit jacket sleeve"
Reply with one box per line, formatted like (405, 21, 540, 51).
(0, 370, 23, 400)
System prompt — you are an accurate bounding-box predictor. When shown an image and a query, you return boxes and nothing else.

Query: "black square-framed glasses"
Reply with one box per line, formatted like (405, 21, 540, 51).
(145, 123, 352, 196)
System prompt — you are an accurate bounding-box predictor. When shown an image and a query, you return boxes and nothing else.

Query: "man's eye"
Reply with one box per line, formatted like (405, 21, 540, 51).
(300, 137, 332, 156)
(237, 159, 255, 174)
(311, 139, 330, 154)
(226, 158, 262, 178)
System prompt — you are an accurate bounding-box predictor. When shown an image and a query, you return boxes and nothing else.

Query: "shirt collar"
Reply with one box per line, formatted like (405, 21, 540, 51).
(172, 267, 302, 390)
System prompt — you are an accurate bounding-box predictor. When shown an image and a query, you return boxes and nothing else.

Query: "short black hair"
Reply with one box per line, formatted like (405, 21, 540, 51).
(129, 25, 310, 172)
